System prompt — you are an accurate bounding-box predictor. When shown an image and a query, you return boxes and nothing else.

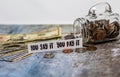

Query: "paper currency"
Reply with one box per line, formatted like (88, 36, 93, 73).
(0, 27, 62, 62)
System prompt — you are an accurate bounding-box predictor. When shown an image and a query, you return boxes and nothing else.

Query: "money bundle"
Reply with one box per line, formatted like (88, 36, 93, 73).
(0, 27, 62, 62)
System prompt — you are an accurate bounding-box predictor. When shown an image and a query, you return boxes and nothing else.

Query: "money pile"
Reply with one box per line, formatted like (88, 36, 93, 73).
(0, 27, 62, 62)
(86, 20, 120, 43)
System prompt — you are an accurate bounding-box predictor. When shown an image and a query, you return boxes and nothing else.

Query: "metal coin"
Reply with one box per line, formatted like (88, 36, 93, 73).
(64, 34, 75, 39)
(93, 29, 106, 41)
(63, 49, 73, 53)
(107, 29, 115, 37)
(106, 22, 116, 36)
(43, 52, 55, 59)
(110, 31, 119, 38)
(107, 22, 115, 30)
(75, 48, 86, 53)
(88, 36, 95, 43)
(108, 21, 120, 38)
(112, 21, 120, 31)
(89, 21, 97, 31)
(109, 28, 119, 38)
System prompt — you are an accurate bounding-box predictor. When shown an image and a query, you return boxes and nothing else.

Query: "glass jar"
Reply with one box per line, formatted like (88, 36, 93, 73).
(73, 2, 120, 44)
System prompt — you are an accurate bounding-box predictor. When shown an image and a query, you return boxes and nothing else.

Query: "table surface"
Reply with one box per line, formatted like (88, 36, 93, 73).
(0, 25, 120, 77)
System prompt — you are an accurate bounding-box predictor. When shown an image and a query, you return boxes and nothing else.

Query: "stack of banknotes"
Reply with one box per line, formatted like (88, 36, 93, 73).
(0, 27, 62, 62)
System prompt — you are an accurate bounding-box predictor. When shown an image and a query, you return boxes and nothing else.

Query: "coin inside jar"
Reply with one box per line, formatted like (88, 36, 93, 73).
(108, 21, 120, 38)
(93, 29, 106, 41)
(107, 22, 115, 30)
(106, 22, 116, 37)
(89, 21, 97, 31)
(111, 21, 119, 31)
(109, 28, 119, 38)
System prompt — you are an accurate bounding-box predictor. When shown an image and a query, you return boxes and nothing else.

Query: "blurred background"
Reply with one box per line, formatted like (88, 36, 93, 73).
(0, 0, 119, 24)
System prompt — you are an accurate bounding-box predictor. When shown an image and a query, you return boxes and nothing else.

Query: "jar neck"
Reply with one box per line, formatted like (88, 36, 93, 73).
(73, 18, 89, 44)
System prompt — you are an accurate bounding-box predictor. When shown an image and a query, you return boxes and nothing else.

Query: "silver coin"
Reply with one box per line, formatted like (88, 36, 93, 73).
(43, 52, 55, 59)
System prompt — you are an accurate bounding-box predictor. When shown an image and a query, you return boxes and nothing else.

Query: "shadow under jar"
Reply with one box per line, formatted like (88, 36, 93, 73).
(73, 2, 120, 44)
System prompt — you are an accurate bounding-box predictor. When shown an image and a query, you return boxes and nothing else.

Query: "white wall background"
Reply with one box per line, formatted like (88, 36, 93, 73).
(0, 0, 119, 24)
